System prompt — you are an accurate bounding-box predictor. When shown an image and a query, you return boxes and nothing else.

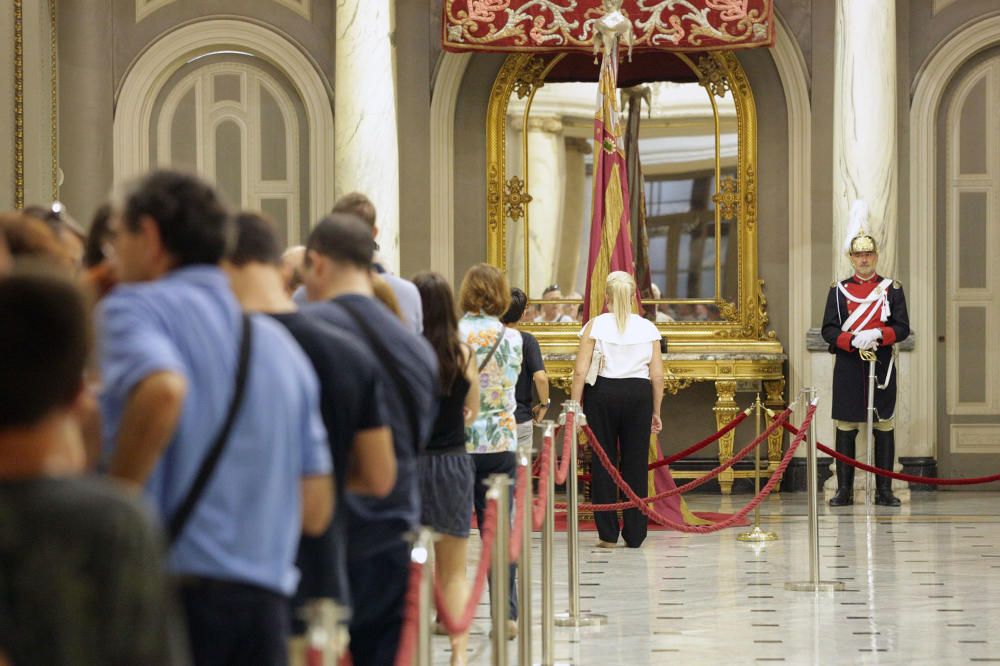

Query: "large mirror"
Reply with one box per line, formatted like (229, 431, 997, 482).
(487, 51, 772, 342)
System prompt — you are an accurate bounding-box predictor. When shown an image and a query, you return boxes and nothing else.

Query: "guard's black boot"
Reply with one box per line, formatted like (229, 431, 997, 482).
(874, 429, 902, 507)
(829, 428, 856, 506)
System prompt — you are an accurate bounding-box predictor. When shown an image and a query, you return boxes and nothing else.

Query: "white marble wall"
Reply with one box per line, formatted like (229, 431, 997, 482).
(335, 0, 400, 271)
(525, 116, 564, 296)
(832, 0, 898, 280)
(555, 137, 590, 293)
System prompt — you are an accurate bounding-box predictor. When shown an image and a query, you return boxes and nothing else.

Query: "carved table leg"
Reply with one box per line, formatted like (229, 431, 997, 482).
(764, 378, 786, 492)
(714, 380, 739, 495)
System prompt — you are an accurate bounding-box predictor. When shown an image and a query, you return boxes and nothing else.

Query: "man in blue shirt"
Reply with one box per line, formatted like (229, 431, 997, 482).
(98, 170, 333, 666)
(301, 213, 438, 666)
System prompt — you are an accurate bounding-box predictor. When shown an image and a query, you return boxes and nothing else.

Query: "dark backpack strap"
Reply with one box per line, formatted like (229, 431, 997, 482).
(335, 299, 425, 453)
(477, 324, 505, 373)
(168, 314, 253, 546)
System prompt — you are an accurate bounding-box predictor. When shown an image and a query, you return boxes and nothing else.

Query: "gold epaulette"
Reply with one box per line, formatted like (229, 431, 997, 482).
(831, 281, 838, 288)
(893, 280, 902, 289)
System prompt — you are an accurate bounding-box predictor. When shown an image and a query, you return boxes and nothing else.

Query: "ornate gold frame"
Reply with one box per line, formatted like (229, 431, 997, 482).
(486, 50, 776, 348)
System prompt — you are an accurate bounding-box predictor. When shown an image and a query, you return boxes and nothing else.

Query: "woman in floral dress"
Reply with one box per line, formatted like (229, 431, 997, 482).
(457, 263, 522, 639)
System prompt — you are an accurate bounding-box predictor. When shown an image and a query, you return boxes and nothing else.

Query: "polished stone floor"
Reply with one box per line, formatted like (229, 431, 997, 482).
(438, 491, 1000, 665)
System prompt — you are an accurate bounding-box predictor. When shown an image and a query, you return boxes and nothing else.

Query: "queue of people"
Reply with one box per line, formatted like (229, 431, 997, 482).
(0, 169, 580, 666)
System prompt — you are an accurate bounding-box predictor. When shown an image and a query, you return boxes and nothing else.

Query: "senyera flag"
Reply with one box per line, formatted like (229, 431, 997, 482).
(582, 48, 642, 322)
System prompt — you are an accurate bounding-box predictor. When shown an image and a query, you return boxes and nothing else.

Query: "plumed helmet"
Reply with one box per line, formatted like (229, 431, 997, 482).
(844, 199, 877, 255)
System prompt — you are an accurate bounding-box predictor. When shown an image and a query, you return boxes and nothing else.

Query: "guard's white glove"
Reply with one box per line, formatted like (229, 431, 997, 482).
(851, 329, 882, 350)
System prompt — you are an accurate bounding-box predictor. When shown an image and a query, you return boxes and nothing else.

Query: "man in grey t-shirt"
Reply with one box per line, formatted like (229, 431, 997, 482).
(331, 192, 423, 334)
(0, 270, 187, 666)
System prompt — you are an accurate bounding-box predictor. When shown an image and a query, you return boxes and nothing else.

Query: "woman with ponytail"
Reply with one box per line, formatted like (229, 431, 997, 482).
(570, 271, 663, 548)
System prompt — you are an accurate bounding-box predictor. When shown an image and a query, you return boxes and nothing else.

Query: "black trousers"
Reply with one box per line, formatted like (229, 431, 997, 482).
(583, 377, 652, 547)
(348, 540, 411, 666)
(178, 577, 289, 666)
(472, 451, 518, 620)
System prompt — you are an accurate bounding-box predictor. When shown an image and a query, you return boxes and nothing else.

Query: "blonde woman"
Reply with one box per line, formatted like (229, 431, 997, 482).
(570, 271, 663, 548)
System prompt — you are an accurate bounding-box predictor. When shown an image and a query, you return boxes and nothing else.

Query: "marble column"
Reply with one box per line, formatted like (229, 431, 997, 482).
(832, 0, 898, 279)
(525, 116, 565, 297)
(58, 0, 114, 224)
(506, 117, 526, 290)
(555, 136, 591, 293)
(831, 1, 914, 492)
(335, 0, 400, 271)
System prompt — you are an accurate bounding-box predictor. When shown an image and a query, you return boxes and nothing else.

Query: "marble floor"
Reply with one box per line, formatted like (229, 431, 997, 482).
(437, 491, 1000, 665)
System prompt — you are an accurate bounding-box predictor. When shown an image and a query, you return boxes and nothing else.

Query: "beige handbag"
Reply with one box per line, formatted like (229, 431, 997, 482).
(585, 341, 604, 386)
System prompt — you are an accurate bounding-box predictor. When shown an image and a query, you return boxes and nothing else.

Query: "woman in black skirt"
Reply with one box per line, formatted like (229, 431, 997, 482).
(570, 271, 663, 548)
(412, 272, 479, 665)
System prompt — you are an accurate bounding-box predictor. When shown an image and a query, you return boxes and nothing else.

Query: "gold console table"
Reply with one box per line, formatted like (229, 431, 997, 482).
(544, 342, 786, 495)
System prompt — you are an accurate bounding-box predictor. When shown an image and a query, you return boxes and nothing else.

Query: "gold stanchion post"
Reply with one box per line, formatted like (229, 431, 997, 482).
(737, 393, 778, 542)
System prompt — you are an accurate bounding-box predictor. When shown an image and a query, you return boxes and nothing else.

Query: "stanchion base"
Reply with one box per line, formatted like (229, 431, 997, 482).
(784, 581, 846, 592)
(553, 612, 608, 627)
(737, 526, 778, 542)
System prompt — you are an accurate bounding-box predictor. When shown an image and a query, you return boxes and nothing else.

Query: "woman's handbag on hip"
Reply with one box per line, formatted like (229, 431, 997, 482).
(585, 342, 604, 386)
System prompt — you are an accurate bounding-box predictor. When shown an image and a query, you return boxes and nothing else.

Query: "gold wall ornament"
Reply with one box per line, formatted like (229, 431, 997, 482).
(713, 175, 739, 219)
(487, 163, 502, 233)
(695, 53, 731, 98)
(513, 56, 547, 99)
(664, 375, 696, 395)
(504, 176, 532, 221)
(14, 0, 24, 208)
(550, 371, 574, 393)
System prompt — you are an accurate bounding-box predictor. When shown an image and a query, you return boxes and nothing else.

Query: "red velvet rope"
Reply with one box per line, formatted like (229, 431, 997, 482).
(531, 431, 553, 529)
(558, 406, 792, 511)
(576, 408, 752, 482)
(554, 413, 575, 485)
(566, 404, 815, 534)
(393, 561, 423, 666)
(433, 499, 498, 636)
(778, 421, 1000, 486)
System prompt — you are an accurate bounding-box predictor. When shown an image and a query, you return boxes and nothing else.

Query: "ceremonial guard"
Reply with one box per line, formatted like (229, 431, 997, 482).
(821, 201, 910, 507)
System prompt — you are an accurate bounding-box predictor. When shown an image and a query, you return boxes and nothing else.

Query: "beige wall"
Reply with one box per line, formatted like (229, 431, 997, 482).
(397, 0, 434, 279)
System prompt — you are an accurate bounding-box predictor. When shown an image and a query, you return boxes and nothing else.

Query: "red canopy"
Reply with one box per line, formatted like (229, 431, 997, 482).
(442, 1, 774, 53)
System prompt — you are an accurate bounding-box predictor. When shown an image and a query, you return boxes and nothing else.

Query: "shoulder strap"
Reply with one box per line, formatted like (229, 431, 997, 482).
(336, 299, 425, 453)
(478, 324, 506, 373)
(168, 314, 253, 547)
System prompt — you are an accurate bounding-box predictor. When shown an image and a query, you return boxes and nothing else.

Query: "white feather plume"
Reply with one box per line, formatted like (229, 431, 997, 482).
(843, 199, 869, 254)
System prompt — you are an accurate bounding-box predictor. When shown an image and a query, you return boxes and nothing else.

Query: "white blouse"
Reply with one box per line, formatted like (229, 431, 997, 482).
(585, 313, 661, 380)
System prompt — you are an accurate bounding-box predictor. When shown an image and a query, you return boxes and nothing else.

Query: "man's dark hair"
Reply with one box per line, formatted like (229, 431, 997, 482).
(331, 192, 376, 229)
(227, 211, 283, 267)
(502, 287, 528, 324)
(120, 170, 231, 267)
(305, 213, 375, 270)
(83, 203, 112, 268)
(0, 267, 90, 428)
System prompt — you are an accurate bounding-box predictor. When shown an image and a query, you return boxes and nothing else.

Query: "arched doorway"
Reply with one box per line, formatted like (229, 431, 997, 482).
(910, 15, 1000, 474)
(114, 19, 335, 240)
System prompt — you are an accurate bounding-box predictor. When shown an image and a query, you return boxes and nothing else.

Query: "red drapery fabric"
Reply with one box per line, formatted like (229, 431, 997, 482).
(582, 48, 640, 322)
(442, 1, 774, 53)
